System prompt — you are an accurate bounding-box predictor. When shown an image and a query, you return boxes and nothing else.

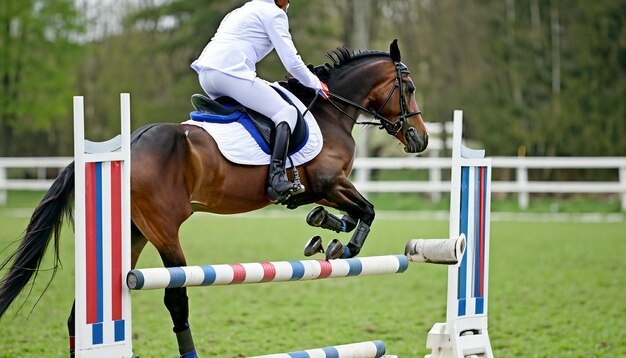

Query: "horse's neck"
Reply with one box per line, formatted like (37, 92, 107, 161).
(321, 63, 383, 131)
(329, 61, 385, 109)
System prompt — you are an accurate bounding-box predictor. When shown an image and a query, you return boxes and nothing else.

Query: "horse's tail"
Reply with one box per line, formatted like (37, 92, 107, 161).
(0, 161, 75, 320)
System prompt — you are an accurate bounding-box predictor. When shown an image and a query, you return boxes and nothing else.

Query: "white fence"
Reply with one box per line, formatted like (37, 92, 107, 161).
(352, 156, 626, 211)
(0, 157, 72, 205)
(1, 156, 625, 211)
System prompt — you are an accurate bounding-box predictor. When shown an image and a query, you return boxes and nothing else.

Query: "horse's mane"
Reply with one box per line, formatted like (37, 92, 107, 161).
(312, 48, 391, 81)
(281, 47, 391, 101)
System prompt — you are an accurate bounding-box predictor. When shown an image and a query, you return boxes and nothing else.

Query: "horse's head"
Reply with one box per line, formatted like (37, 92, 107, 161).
(365, 40, 428, 153)
(314, 40, 428, 154)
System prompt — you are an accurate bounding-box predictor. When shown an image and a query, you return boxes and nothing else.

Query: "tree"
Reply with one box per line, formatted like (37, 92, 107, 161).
(0, 0, 83, 156)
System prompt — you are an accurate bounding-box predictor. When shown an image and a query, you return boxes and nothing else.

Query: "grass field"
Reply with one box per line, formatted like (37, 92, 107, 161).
(0, 204, 625, 357)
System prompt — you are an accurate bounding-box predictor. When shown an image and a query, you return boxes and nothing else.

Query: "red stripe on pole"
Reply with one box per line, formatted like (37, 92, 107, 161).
(85, 163, 98, 324)
(478, 167, 485, 296)
(110, 161, 123, 320)
(317, 260, 332, 278)
(260, 262, 276, 282)
(230, 264, 246, 284)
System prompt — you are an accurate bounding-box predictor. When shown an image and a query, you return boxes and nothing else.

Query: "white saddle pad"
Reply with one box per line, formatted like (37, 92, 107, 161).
(182, 82, 323, 167)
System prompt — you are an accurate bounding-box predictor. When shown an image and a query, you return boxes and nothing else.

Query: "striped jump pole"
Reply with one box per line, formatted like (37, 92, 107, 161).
(128, 255, 409, 290)
(250, 340, 390, 358)
(127, 236, 466, 291)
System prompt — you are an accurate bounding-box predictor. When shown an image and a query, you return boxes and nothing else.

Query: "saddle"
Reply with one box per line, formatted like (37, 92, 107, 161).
(189, 88, 308, 155)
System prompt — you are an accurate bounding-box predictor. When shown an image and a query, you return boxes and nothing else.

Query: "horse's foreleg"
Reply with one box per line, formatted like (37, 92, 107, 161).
(342, 207, 375, 258)
(306, 206, 358, 233)
(316, 177, 375, 259)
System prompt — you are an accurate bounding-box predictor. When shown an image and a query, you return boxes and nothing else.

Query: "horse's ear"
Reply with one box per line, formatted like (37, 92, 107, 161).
(390, 39, 401, 62)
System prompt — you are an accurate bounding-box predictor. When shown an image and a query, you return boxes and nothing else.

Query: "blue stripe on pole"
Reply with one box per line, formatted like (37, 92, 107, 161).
(346, 258, 363, 276)
(476, 297, 484, 314)
(130, 270, 144, 289)
(201, 265, 217, 285)
(287, 352, 309, 358)
(114, 320, 125, 342)
(395, 255, 409, 273)
(321, 347, 339, 357)
(92, 322, 103, 345)
(373, 340, 386, 356)
(167, 267, 187, 288)
(458, 166, 469, 317)
(95, 162, 104, 324)
(289, 261, 305, 280)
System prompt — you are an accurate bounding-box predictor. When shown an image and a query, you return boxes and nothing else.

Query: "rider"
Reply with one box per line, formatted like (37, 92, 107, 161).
(191, 0, 330, 202)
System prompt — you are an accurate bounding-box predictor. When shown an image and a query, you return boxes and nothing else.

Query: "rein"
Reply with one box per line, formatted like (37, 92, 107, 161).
(303, 92, 380, 127)
(304, 61, 422, 136)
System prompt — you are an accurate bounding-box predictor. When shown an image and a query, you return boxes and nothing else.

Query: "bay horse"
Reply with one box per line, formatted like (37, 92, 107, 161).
(0, 40, 428, 356)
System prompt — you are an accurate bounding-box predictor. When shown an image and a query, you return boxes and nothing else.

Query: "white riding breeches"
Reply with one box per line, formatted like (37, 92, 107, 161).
(198, 69, 297, 132)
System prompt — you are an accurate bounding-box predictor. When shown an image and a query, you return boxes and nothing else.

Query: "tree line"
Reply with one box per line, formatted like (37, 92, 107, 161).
(1, 0, 624, 158)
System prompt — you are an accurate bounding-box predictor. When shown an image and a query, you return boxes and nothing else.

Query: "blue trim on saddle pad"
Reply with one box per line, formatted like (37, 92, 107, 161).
(190, 111, 243, 123)
(239, 116, 271, 154)
(189, 111, 310, 156)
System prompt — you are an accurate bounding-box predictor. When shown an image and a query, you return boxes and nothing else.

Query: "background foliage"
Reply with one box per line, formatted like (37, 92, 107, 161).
(0, 0, 624, 157)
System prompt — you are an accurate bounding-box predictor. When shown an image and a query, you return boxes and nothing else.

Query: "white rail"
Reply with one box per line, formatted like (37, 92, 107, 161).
(351, 156, 626, 211)
(1, 156, 625, 210)
(0, 157, 72, 204)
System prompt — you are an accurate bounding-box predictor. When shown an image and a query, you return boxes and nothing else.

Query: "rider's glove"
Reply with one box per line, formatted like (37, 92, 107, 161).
(318, 82, 330, 100)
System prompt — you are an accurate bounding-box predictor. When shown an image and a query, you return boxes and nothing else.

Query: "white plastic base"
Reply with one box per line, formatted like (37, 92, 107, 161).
(425, 322, 493, 358)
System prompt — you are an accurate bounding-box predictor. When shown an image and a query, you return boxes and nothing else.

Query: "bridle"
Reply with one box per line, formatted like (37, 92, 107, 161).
(321, 61, 422, 136)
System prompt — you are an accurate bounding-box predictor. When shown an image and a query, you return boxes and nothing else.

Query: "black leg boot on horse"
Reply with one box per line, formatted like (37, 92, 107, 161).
(267, 121, 294, 203)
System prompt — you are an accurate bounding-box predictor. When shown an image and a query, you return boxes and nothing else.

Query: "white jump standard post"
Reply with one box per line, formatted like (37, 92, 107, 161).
(73, 94, 133, 357)
(425, 110, 494, 358)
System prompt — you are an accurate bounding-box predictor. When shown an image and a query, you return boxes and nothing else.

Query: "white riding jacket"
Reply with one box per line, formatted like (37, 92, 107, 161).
(191, 0, 322, 91)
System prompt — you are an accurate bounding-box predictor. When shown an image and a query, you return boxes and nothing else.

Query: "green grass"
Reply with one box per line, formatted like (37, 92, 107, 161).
(0, 208, 625, 357)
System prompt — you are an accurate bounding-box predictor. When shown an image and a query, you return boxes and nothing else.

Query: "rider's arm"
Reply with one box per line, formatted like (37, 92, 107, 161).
(264, 11, 322, 91)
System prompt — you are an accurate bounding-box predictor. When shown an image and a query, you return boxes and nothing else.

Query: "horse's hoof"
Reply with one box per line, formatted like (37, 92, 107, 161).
(325, 239, 345, 260)
(306, 206, 325, 227)
(303, 235, 324, 256)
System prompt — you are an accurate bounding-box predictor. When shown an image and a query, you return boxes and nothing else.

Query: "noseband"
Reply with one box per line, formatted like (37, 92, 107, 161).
(324, 61, 422, 136)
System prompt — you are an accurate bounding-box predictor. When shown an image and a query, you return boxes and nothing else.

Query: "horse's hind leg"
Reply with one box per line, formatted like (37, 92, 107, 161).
(159, 244, 196, 358)
(132, 206, 196, 357)
(68, 302, 75, 357)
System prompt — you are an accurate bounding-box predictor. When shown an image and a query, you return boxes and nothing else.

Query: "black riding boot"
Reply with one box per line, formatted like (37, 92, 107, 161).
(267, 121, 293, 203)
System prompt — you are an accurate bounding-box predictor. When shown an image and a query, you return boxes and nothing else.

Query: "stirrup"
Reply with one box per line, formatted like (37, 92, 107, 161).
(289, 156, 305, 195)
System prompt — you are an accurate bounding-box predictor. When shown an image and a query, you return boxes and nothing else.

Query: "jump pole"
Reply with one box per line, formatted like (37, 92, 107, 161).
(73, 94, 133, 357)
(249, 340, 388, 358)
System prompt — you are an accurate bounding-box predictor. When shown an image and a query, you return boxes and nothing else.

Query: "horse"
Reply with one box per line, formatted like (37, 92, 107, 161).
(0, 40, 428, 357)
